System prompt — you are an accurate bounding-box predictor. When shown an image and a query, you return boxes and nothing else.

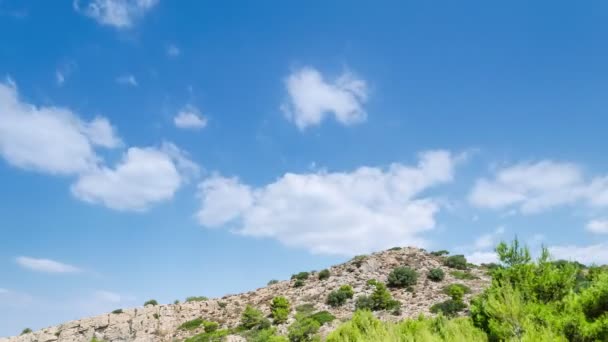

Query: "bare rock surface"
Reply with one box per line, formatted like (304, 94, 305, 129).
(1, 247, 490, 342)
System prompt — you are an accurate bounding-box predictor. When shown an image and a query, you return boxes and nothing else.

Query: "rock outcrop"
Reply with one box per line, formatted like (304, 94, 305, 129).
(1, 247, 491, 342)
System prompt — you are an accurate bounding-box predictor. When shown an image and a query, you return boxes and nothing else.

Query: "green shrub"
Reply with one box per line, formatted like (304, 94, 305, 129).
(427, 268, 445, 282)
(309, 311, 335, 325)
(450, 270, 478, 280)
(318, 269, 330, 280)
(445, 255, 468, 270)
(218, 301, 227, 308)
(144, 299, 158, 306)
(111, 309, 123, 314)
(184, 329, 231, 342)
(444, 283, 472, 297)
(387, 266, 418, 288)
(241, 305, 270, 330)
(356, 282, 399, 311)
(268, 279, 279, 285)
(21, 328, 32, 335)
(430, 299, 467, 316)
(326, 285, 354, 307)
(296, 303, 316, 315)
(389, 247, 402, 251)
(288, 316, 320, 342)
(271, 296, 291, 324)
(291, 272, 310, 281)
(293, 279, 305, 288)
(352, 255, 367, 267)
(179, 318, 204, 331)
(185, 296, 208, 302)
(247, 328, 289, 342)
(202, 321, 219, 333)
(174, 300, 180, 304)
(430, 250, 450, 257)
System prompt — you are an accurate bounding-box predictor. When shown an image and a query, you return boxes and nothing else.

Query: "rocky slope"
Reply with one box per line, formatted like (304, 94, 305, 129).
(1, 247, 491, 342)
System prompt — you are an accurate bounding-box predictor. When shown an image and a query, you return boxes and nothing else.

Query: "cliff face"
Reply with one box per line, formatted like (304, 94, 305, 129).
(1, 247, 491, 342)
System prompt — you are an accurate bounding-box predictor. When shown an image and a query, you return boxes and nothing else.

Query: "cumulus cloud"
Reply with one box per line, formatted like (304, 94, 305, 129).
(474, 226, 505, 250)
(469, 160, 608, 214)
(587, 219, 608, 234)
(0, 80, 120, 175)
(116, 74, 138, 87)
(174, 105, 207, 129)
(197, 150, 455, 255)
(15, 257, 81, 274)
(74, 0, 159, 29)
(71, 142, 198, 211)
(466, 251, 498, 265)
(549, 243, 608, 265)
(281, 66, 368, 130)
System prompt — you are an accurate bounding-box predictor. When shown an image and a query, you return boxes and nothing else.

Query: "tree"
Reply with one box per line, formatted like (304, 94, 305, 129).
(387, 267, 418, 288)
(271, 296, 291, 324)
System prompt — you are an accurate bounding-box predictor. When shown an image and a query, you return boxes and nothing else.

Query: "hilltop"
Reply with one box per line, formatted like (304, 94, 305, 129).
(1, 247, 490, 342)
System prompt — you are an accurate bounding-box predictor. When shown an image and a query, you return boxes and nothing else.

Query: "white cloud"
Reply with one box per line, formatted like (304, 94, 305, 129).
(197, 150, 455, 255)
(174, 105, 207, 129)
(75, 0, 159, 29)
(549, 243, 608, 265)
(116, 74, 138, 87)
(587, 219, 608, 234)
(71, 143, 198, 211)
(466, 251, 498, 265)
(474, 226, 505, 249)
(469, 160, 608, 214)
(166, 44, 180, 57)
(281, 66, 368, 130)
(0, 80, 119, 175)
(15, 257, 81, 274)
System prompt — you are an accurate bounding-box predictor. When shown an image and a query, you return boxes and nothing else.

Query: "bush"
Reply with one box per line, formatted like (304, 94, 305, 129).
(309, 311, 335, 325)
(202, 321, 219, 333)
(184, 329, 231, 342)
(174, 300, 180, 304)
(318, 269, 330, 280)
(356, 282, 400, 311)
(293, 279, 305, 288)
(271, 296, 291, 324)
(445, 255, 468, 270)
(111, 309, 123, 314)
(443, 283, 472, 297)
(218, 301, 227, 308)
(387, 266, 418, 288)
(291, 272, 310, 281)
(352, 255, 367, 267)
(450, 270, 478, 280)
(430, 250, 450, 257)
(296, 303, 316, 315)
(326, 285, 354, 307)
(427, 268, 445, 282)
(288, 317, 320, 342)
(185, 296, 208, 302)
(179, 318, 204, 331)
(144, 299, 158, 306)
(21, 328, 32, 335)
(268, 279, 279, 285)
(241, 305, 270, 330)
(430, 299, 467, 316)
(248, 328, 289, 342)
(389, 247, 402, 251)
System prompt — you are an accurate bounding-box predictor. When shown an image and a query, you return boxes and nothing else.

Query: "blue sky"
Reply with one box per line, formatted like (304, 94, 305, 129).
(1, 0, 608, 336)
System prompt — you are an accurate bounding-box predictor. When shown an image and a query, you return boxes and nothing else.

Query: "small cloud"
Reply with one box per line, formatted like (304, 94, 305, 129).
(281, 66, 368, 130)
(466, 251, 498, 265)
(586, 219, 608, 234)
(166, 44, 180, 57)
(174, 105, 207, 129)
(55, 61, 77, 86)
(15, 256, 81, 274)
(116, 74, 138, 87)
(56, 71, 65, 85)
(74, 0, 159, 29)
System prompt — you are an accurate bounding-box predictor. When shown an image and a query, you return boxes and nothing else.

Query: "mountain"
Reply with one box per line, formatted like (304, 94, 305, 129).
(1, 247, 490, 342)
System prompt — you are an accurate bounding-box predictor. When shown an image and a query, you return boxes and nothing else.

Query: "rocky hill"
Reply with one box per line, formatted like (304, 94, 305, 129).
(1, 247, 491, 342)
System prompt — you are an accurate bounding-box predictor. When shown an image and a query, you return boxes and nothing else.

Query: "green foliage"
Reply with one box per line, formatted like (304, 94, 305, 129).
(179, 318, 204, 331)
(326, 285, 354, 307)
(352, 255, 367, 267)
(389, 247, 402, 251)
(184, 329, 231, 342)
(296, 303, 316, 315)
(90, 338, 106, 342)
(428, 268, 445, 282)
(246, 328, 290, 342)
(431, 250, 450, 257)
(293, 279, 305, 287)
(218, 301, 227, 308)
(318, 269, 330, 280)
(288, 316, 320, 342)
(356, 281, 400, 311)
(143, 299, 158, 306)
(202, 321, 219, 333)
(291, 272, 310, 281)
(268, 279, 279, 285)
(445, 255, 468, 270)
(495, 239, 531, 267)
(327, 310, 487, 341)
(174, 300, 180, 304)
(309, 311, 335, 325)
(241, 305, 271, 330)
(443, 283, 472, 297)
(111, 309, 123, 314)
(271, 296, 291, 324)
(21, 328, 32, 335)
(450, 270, 478, 280)
(185, 296, 208, 302)
(387, 266, 418, 288)
(430, 299, 468, 317)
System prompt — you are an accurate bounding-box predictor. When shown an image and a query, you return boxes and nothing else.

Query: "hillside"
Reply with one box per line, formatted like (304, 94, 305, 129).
(0, 247, 490, 342)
